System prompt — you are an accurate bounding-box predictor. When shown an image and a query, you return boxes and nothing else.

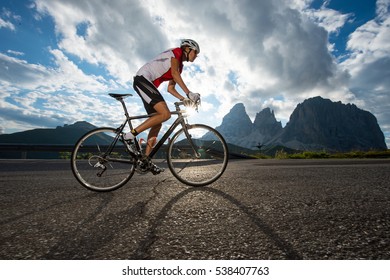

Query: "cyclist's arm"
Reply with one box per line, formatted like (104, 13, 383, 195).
(167, 80, 185, 100)
(168, 57, 190, 100)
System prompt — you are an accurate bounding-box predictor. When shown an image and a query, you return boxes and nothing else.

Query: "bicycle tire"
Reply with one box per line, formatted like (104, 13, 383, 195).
(71, 127, 136, 192)
(167, 124, 228, 186)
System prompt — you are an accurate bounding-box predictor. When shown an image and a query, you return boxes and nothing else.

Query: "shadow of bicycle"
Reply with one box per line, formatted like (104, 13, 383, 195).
(132, 186, 302, 260)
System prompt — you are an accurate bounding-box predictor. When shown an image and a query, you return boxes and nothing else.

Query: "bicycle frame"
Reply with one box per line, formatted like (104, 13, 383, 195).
(114, 96, 197, 159)
(72, 93, 228, 190)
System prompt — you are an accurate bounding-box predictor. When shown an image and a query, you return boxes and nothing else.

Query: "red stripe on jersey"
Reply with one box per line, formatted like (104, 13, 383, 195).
(153, 47, 183, 88)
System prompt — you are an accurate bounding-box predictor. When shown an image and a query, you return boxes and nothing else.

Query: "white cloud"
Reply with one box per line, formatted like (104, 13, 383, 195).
(339, 0, 390, 142)
(0, 8, 20, 31)
(0, 50, 128, 132)
(0, 50, 109, 93)
(0, 17, 15, 30)
(136, 0, 348, 121)
(304, 1, 353, 35)
(7, 50, 24, 56)
(34, 0, 169, 86)
(377, 0, 390, 19)
(31, 0, 348, 121)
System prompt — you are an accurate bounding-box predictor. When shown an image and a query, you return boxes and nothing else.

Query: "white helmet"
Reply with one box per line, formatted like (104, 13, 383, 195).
(181, 39, 200, 54)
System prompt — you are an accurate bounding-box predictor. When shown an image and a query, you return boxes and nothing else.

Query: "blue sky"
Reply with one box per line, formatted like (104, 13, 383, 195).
(1, 0, 389, 148)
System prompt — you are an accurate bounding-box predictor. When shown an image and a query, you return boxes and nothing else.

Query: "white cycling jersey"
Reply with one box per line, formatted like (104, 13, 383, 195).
(136, 47, 183, 88)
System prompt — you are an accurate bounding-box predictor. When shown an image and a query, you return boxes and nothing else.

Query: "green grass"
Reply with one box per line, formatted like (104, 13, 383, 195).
(272, 149, 390, 159)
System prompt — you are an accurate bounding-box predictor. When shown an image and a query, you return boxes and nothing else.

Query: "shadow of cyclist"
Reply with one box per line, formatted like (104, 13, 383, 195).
(132, 186, 302, 260)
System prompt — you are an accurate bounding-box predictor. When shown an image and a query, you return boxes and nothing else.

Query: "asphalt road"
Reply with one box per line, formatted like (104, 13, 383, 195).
(0, 158, 389, 260)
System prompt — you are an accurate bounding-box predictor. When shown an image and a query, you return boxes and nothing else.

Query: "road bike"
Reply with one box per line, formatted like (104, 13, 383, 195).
(71, 93, 229, 191)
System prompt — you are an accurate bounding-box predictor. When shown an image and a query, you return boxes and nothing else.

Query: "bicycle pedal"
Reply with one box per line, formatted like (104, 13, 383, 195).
(135, 159, 149, 174)
(151, 167, 165, 175)
(135, 166, 149, 174)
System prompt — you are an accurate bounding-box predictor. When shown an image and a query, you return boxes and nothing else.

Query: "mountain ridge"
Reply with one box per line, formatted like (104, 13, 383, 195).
(0, 121, 96, 144)
(213, 96, 387, 152)
(0, 97, 387, 156)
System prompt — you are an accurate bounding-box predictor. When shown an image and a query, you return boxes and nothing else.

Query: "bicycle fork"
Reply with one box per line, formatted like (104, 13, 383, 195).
(183, 124, 201, 158)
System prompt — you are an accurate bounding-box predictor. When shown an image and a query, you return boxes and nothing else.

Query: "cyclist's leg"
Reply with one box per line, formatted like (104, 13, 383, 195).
(139, 102, 170, 173)
(131, 76, 170, 174)
(135, 101, 171, 136)
(131, 76, 171, 135)
(145, 125, 160, 156)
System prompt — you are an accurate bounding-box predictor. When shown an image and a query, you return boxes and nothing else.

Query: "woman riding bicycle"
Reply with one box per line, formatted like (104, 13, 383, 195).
(123, 39, 201, 173)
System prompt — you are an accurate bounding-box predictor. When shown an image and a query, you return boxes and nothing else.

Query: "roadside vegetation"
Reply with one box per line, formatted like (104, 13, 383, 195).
(60, 149, 390, 160)
(251, 149, 390, 159)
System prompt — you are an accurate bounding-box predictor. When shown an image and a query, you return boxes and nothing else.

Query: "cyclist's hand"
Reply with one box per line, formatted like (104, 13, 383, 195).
(182, 98, 193, 107)
(188, 92, 200, 103)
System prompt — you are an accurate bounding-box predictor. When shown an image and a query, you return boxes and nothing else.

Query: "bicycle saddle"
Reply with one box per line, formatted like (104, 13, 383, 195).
(109, 93, 133, 100)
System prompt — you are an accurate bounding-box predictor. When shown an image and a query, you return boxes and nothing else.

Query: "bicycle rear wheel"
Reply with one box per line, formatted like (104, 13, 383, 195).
(167, 124, 228, 186)
(71, 127, 136, 192)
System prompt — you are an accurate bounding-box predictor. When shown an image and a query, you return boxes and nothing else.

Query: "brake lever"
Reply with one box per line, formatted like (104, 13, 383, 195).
(195, 99, 201, 112)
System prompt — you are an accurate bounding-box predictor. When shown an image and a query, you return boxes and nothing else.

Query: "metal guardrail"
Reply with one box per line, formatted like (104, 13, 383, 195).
(0, 144, 74, 151)
(0, 144, 75, 159)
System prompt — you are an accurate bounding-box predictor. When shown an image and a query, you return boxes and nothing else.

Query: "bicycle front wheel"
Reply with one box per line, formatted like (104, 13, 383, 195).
(167, 124, 228, 186)
(71, 127, 136, 192)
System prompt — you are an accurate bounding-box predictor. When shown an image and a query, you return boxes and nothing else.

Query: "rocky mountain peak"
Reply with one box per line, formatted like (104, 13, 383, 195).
(214, 96, 387, 152)
(253, 108, 283, 136)
(214, 104, 284, 149)
(276, 96, 387, 151)
(61, 121, 96, 131)
(218, 103, 253, 137)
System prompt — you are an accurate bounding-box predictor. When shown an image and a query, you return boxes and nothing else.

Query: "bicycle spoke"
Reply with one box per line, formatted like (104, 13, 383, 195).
(167, 124, 228, 186)
(71, 127, 136, 192)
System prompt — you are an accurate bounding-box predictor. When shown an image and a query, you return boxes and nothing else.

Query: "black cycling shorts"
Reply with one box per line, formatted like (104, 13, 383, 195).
(133, 75, 165, 114)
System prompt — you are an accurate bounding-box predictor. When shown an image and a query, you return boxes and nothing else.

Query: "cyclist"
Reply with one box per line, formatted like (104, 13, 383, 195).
(124, 39, 201, 174)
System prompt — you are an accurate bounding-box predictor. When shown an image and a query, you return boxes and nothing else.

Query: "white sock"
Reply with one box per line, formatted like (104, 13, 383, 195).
(124, 132, 135, 140)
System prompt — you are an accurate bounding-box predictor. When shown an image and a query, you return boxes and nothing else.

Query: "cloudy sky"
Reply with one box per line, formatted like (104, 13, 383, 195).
(1, 0, 389, 147)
